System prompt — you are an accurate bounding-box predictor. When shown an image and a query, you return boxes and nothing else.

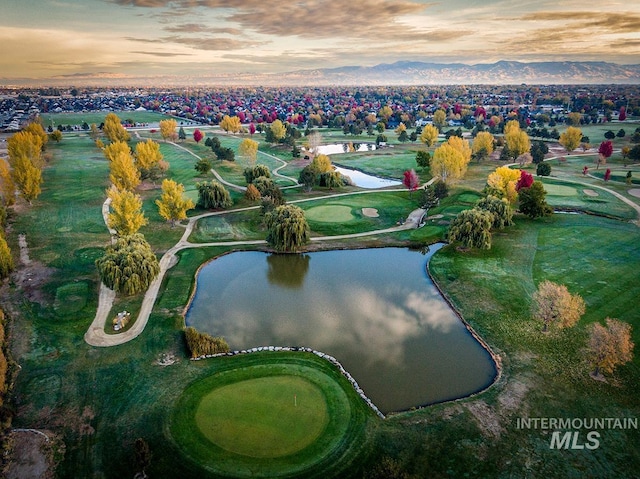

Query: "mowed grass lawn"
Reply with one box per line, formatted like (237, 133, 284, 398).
(415, 214, 640, 477)
(170, 358, 368, 478)
(40, 110, 170, 127)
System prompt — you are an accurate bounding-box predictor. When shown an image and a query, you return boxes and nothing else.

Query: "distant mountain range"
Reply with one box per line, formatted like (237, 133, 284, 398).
(5, 60, 640, 87)
(274, 60, 640, 86)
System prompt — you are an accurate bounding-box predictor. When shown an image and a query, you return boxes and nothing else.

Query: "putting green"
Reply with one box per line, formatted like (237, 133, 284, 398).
(543, 183, 578, 196)
(305, 205, 355, 223)
(170, 358, 360, 478)
(195, 375, 328, 458)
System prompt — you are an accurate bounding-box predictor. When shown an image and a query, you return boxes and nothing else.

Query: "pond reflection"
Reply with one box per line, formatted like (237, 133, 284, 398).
(185, 246, 496, 413)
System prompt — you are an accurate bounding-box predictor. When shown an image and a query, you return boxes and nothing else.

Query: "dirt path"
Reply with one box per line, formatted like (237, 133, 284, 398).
(83, 140, 431, 347)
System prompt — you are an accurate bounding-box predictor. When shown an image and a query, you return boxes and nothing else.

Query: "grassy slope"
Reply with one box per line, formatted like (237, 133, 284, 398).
(5, 125, 640, 478)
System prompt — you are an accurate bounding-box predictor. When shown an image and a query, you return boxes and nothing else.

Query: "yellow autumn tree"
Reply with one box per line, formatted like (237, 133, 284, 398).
(0, 233, 14, 280)
(219, 115, 242, 134)
(0, 159, 16, 206)
(109, 150, 141, 191)
(103, 141, 131, 163)
(8, 131, 43, 168)
(588, 318, 634, 377)
(159, 118, 178, 142)
(239, 138, 259, 164)
(431, 143, 467, 183)
(23, 122, 49, 150)
(155, 179, 195, 227)
(446, 136, 472, 163)
(487, 166, 521, 204)
(134, 139, 163, 180)
(472, 131, 495, 161)
(504, 120, 530, 158)
(103, 112, 130, 143)
(433, 109, 447, 130)
(559, 126, 583, 153)
(11, 155, 42, 204)
(420, 124, 439, 147)
(269, 119, 287, 142)
(107, 186, 147, 236)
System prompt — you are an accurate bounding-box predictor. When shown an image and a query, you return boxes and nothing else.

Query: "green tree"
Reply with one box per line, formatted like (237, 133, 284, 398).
(532, 280, 585, 332)
(155, 179, 195, 226)
(298, 165, 317, 191)
(243, 164, 271, 184)
(178, 126, 186, 141)
(448, 208, 493, 250)
(536, 162, 551, 176)
(530, 140, 549, 164)
(107, 186, 147, 236)
(416, 150, 431, 170)
(196, 180, 232, 209)
(134, 438, 152, 479)
(265, 204, 310, 252)
(194, 158, 213, 175)
(95, 234, 160, 295)
(518, 181, 553, 218)
(476, 195, 513, 229)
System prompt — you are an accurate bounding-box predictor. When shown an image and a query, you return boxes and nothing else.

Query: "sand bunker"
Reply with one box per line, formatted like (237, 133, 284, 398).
(583, 189, 599, 197)
(362, 208, 379, 217)
(628, 189, 640, 198)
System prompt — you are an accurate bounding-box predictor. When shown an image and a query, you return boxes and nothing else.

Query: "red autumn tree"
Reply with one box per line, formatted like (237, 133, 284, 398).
(604, 168, 612, 181)
(249, 123, 256, 135)
(598, 140, 613, 159)
(619, 106, 627, 121)
(403, 169, 420, 196)
(516, 170, 534, 191)
(193, 129, 203, 143)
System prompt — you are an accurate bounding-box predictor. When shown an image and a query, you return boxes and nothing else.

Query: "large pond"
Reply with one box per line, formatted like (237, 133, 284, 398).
(185, 245, 497, 413)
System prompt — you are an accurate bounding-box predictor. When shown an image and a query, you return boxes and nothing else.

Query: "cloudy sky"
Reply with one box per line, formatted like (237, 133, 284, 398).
(2, 0, 639, 82)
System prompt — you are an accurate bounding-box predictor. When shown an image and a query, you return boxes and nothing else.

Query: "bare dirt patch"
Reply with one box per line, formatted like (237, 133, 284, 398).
(465, 400, 504, 439)
(361, 207, 379, 218)
(583, 189, 599, 197)
(4, 430, 58, 479)
(14, 235, 55, 305)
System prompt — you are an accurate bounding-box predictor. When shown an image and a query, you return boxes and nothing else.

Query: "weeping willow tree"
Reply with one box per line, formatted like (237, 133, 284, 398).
(448, 208, 493, 250)
(196, 180, 232, 209)
(95, 234, 160, 295)
(475, 195, 513, 229)
(265, 204, 310, 252)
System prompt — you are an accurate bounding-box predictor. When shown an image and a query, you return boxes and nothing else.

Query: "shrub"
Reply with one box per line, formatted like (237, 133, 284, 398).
(184, 327, 230, 358)
(536, 162, 551, 176)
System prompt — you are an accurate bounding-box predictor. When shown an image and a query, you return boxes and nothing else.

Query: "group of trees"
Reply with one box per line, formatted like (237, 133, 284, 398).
(96, 114, 193, 295)
(298, 154, 343, 191)
(448, 195, 513, 249)
(6, 123, 47, 204)
(531, 280, 633, 378)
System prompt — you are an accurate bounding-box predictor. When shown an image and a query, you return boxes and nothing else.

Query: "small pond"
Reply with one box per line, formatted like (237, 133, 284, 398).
(314, 143, 402, 189)
(185, 245, 497, 413)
